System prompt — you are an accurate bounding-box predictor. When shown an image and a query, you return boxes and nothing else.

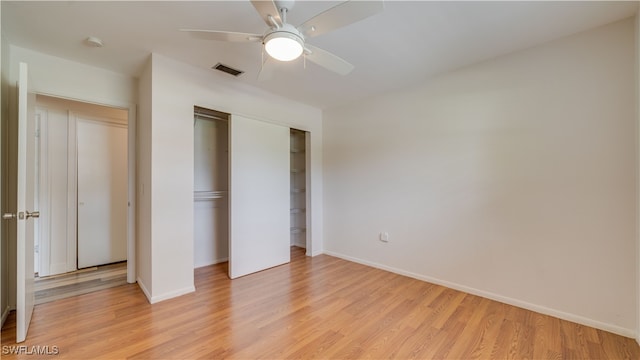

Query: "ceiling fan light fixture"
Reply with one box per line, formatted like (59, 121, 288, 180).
(264, 30, 304, 61)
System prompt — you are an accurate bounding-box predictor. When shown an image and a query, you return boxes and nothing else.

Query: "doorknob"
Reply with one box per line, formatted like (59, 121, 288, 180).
(2, 213, 16, 220)
(2, 211, 39, 220)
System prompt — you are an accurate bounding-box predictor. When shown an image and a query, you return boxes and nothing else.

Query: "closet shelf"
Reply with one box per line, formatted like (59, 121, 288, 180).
(291, 188, 306, 194)
(290, 208, 306, 214)
(290, 148, 305, 154)
(194, 190, 227, 201)
(290, 168, 306, 174)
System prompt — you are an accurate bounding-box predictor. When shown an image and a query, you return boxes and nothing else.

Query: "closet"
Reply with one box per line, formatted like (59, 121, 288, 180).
(290, 129, 307, 248)
(193, 107, 229, 268)
(193, 106, 310, 275)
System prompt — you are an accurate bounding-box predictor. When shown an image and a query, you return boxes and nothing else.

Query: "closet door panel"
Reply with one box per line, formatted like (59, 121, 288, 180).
(229, 115, 290, 279)
(77, 118, 128, 268)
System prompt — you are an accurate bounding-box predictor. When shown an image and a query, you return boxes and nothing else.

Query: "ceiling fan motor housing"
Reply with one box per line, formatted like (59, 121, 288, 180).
(263, 24, 305, 61)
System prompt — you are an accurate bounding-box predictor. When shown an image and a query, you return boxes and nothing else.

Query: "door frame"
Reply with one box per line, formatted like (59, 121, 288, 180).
(34, 92, 136, 283)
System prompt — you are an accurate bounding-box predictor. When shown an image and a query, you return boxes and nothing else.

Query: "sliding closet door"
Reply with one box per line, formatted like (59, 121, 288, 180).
(229, 115, 290, 279)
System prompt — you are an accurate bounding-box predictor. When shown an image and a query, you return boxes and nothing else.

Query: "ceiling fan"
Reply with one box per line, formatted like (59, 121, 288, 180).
(181, 0, 384, 79)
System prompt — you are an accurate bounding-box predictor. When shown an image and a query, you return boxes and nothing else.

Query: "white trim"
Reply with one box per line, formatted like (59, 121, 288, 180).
(304, 130, 311, 253)
(137, 277, 196, 304)
(194, 257, 228, 269)
(307, 249, 323, 257)
(148, 286, 196, 305)
(323, 250, 637, 339)
(136, 277, 151, 303)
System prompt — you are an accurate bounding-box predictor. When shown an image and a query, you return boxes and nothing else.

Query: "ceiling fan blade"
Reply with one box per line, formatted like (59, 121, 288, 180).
(304, 44, 354, 76)
(298, 0, 384, 38)
(250, 0, 283, 28)
(181, 29, 262, 42)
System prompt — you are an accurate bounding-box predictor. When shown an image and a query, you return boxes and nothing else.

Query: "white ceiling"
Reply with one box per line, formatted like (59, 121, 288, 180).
(2, 1, 638, 109)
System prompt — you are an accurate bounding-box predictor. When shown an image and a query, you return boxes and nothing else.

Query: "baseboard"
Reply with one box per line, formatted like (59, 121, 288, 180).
(323, 250, 636, 339)
(149, 285, 195, 304)
(308, 249, 323, 257)
(136, 277, 195, 304)
(1, 305, 10, 327)
(194, 257, 228, 269)
(136, 277, 152, 303)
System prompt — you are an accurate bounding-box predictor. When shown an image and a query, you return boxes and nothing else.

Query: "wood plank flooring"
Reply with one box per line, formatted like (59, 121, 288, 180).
(34, 262, 127, 305)
(1, 247, 638, 359)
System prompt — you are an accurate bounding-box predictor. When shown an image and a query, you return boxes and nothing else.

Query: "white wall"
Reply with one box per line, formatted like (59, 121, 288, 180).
(137, 53, 322, 303)
(9, 46, 136, 108)
(324, 18, 636, 337)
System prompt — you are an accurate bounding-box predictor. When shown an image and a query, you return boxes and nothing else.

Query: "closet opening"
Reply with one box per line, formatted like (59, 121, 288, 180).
(290, 129, 308, 250)
(194, 109, 312, 276)
(193, 107, 229, 269)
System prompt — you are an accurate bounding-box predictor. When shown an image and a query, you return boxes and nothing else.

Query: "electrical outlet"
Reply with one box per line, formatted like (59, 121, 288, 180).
(380, 232, 389, 242)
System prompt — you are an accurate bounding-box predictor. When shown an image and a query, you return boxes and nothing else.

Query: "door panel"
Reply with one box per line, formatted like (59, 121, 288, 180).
(15, 62, 36, 343)
(229, 115, 290, 279)
(77, 118, 127, 268)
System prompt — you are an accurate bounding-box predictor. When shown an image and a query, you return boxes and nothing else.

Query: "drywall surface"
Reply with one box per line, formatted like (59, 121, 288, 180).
(324, 18, 636, 336)
(8, 46, 136, 107)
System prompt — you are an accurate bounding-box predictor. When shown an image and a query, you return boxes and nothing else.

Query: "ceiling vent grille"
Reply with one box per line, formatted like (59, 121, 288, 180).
(212, 63, 244, 77)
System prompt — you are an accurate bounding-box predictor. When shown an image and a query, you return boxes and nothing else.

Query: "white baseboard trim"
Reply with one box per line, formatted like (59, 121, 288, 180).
(1, 305, 10, 327)
(136, 277, 152, 303)
(323, 250, 636, 339)
(194, 257, 228, 269)
(308, 249, 323, 257)
(136, 277, 196, 304)
(149, 286, 196, 304)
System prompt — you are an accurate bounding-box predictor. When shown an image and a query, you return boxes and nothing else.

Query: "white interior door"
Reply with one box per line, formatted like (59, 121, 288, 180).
(77, 118, 127, 268)
(13, 62, 36, 343)
(229, 115, 290, 279)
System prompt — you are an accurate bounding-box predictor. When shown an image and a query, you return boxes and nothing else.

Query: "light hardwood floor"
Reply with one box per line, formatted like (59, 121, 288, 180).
(34, 262, 127, 305)
(2, 247, 638, 359)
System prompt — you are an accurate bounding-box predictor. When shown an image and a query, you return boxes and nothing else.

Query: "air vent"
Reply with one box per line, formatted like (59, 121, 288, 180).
(212, 63, 244, 77)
